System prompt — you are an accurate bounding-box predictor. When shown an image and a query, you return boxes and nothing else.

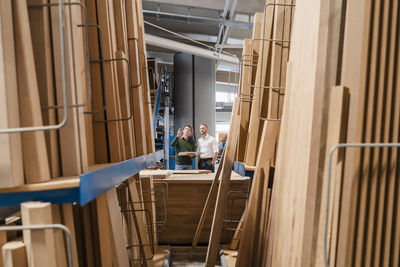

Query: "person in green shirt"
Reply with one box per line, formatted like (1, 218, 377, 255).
(171, 125, 196, 170)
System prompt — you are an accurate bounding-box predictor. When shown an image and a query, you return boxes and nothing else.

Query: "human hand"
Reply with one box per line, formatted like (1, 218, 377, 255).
(187, 152, 196, 158)
(177, 128, 182, 137)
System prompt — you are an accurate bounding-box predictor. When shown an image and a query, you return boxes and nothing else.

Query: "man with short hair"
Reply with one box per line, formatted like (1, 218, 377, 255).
(197, 123, 219, 172)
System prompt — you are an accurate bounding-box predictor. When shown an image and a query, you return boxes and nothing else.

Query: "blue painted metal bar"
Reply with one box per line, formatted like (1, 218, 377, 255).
(153, 77, 162, 136)
(233, 161, 255, 178)
(80, 150, 163, 205)
(0, 151, 163, 207)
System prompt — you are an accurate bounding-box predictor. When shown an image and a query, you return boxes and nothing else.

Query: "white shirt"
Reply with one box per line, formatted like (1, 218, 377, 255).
(197, 134, 219, 159)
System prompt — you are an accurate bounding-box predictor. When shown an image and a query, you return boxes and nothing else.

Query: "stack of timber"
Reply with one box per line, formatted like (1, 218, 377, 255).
(0, 0, 157, 266)
(227, 0, 400, 266)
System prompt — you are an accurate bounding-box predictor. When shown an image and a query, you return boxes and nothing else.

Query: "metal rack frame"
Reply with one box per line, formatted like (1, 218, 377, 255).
(324, 142, 400, 267)
(0, 224, 74, 267)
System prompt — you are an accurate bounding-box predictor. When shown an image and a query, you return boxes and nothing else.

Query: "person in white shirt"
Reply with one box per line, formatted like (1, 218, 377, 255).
(197, 123, 219, 172)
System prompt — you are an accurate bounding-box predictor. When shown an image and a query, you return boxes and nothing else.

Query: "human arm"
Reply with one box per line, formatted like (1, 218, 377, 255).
(211, 138, 219, 165)
(170, 128, 182, 147)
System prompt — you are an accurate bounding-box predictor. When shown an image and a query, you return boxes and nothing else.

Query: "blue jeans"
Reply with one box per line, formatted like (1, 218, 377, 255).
(175, 164, 192, 170)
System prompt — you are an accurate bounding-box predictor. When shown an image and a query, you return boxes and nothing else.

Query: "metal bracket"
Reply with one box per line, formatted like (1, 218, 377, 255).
(324, 142, 400, 267)
(29, 2, 93, 111)
(0, 224, 74, 267)
(91, 58, 134, 123)
(0, 0, 68, 134)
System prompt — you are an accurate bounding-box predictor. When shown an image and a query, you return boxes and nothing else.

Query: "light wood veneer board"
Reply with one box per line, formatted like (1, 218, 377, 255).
(128, 177, 155, 267)
(21, 202, 57, 266)
(69, 0, 95, 172)
(335, 0, 372, 265)
(96, 0, 126, 162)
(369, 1, 392, 266)
(51, 205, 68, 267)
(116, 50, 136, 158)
(205, 98, 240, 267)
(265, 0, 344, 264)
(252, 12, 263, 60)
(61, 204, 79, 267)
(85, 0, 109, 164)
(235, 165, 266, 267)
(105, 188, 130, 267)
(135, 0, 155, 153)
(96, 195, 113, 267)
(125, 0, 147, 156)
(27, 0, 60, 178)
(13, 0, 51, 183)
(50, 0, 82, 176)
(0, 0, 24, 188)
(140, 176, 158, 250)
(260, 188, 272, 267)
(236, 39, 252, 162)
(1, 241, 28, 267)
(229, 208, 245, 250)
(244, 1, 274, 166)
(0, 231, 7, 267)
(191, 149, 226, 251)
(236, 121, 279, 267)
(267, 1, 285, 120)
(383, 7, 400, 265)
(113, 0, 129, 53)
(355, 1, 383, 265)
(314, 86, 349, 266)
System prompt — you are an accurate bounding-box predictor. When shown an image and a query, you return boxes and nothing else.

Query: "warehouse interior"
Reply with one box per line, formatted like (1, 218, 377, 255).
(0, 0, 399, 267)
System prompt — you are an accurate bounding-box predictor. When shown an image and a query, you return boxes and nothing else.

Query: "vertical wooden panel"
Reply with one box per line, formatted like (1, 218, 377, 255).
(13, 0, 51, 183)
(21, 202, 57, 267)
(27, 0, 60, 178)
(0, 0, 24, 188)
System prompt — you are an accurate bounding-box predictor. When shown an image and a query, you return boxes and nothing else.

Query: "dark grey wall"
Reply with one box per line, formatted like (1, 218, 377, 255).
(173, 53, 193, 134)
(173, 53, 216, 139)
(194, 56, 216, 137)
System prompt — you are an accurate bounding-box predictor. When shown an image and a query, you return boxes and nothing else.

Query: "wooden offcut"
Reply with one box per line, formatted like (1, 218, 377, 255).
(1, 241, 28, 267)
(21, 202, 57, 267)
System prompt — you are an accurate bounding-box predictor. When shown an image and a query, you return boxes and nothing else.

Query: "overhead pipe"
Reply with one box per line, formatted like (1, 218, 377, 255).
(145, 34, 239, 65)
(143, 10, 252, 29)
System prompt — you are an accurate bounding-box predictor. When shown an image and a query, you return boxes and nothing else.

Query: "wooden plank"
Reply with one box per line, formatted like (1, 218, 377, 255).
(244, 3, 274, 166)
(315, 86, 349, 266)
(1, 241, 28, 267)
(260, 188, 272, 267)
(96, 195, 113, 267)
(229, 209, 245, 250)
(61, 204, 79, 267)
(69, 0, 95, 172)
(236, 39, 253, 162)
(205, 98, 240, 267)
(0, 0, 24, 188)
(116, 50, 136, 159)
(96, 0, 126, 162)
(85, 0, 109, 164)
(191, 149, 226, 251)
(125, 0, 147, 156)
(21, 202, 57, 266)
(50, 0, 82, 176)
(382, 4, 400, 265)
(236, 121, 280, 267)
(135, 0, 155, 153)
(13, 0, 51, 183)
(51, 205, 68, 267)
(141, 176, 158, 250)
(106, 188, 130, 267)
(0, 231, 7, 267)
(27, 0, 60, 178)
(336, 0, 373, 265)
(128, 177, 155, 267)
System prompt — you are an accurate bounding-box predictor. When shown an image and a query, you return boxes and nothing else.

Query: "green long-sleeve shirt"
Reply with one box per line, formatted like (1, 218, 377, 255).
(171, 136, 196, 165)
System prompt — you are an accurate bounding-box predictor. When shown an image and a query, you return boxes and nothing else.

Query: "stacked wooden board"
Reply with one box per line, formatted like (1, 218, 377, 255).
(225, 0, 400, 266)
(0, 0, 157, 266)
